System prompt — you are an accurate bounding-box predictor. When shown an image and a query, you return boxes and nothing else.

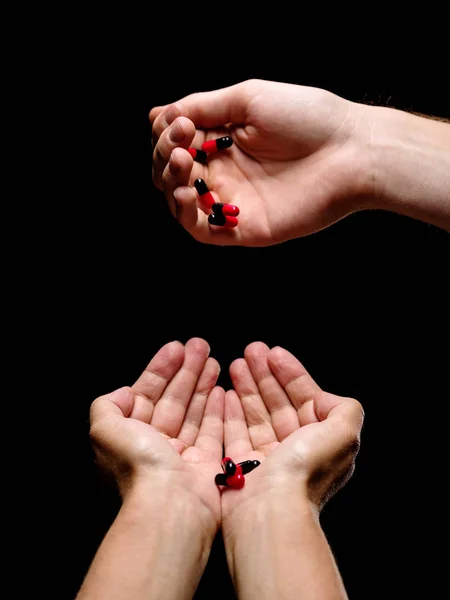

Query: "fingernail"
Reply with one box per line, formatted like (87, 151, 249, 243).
(169, 122, 185, 143)
(164, 105, 179, 126)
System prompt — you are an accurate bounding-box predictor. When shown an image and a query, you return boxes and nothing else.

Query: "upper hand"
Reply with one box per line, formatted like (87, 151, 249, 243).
(150, 79, 373, 246)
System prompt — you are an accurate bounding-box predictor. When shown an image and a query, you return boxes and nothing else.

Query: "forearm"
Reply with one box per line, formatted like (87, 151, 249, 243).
(77, 485, 215, 600)
(364, 105, 450, 230)
(223, 492, 348, 600)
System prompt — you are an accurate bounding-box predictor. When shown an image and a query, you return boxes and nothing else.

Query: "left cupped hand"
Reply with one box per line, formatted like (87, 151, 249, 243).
(89, 337, 224, 532)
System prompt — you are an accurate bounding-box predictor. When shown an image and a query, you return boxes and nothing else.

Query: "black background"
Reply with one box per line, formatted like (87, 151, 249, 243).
(53, 19, 450, 600)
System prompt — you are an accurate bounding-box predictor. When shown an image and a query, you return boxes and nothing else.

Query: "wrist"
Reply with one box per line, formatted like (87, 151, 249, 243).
(122, 474, 218, 543)
(222, 489, 348, 599)
(315, 100, 380, 219)
(362, 104, 450, 228)
(222, 488, 316, 576)
(77, 475, 217, 600)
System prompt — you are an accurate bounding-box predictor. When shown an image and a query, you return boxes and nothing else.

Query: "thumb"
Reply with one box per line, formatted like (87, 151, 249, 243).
(157, 82, 250, 130)
(89, 386, 134, 424)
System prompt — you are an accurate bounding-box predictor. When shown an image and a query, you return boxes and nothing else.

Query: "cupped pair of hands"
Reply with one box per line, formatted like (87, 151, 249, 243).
(90, 337, 364, 534)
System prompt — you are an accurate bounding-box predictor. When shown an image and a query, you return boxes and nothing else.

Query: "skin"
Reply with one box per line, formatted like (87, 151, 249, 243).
(150, 78, 450, 246)
(77, 338, 364, 599)
(77, 338, 225, 600)
(221, 342, 364, 599)
(76, 79, 447, 599)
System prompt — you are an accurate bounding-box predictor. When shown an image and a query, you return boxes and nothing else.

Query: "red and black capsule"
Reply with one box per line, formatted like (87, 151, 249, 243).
(194, 178, 215, 209)
(201, 136, 233, 153)
(214, 458, 261, 488)
(237, 460, 260, 475)
(188, 147, 208, 164)
(212, 203, 240, 217)
(208, 213, 238, 228)
(215, 457, 244, 488)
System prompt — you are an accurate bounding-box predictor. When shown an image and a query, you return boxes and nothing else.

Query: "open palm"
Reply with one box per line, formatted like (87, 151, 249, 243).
(220, 342, 364, 523)
(90, 338, 224, 527)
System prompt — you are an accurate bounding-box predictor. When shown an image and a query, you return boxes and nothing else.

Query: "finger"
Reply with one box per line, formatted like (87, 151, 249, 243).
(290, 394, 364, 476)
(324, 397, 365, 471)
(194, 386, 225, 459)
(188, 218, 243, 246)
(151, 102, 186, 147)
(224, 389, 254, 458)
(162, 83, 250, 130)
(90, 386, 134, 424)
(267, 346, 322, 426)
(149, 105, 166, 126)
(153, 116, 196, 190)
(89, 387, 139, 461)
(150, 337, 211, 438)
(244, 342, 300, 441)
(229, 358, 278, 449)
(173, 185, 203, 231)
(176, 357, 221, 448)
(130, 341, 185, 423)
(162, 147, 197, 220)
(318, 393, 365, 431)
(173, 183, 240, 245)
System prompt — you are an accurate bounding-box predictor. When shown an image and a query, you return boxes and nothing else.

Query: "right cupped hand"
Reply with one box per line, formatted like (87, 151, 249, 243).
(220, 342, 365, 531)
